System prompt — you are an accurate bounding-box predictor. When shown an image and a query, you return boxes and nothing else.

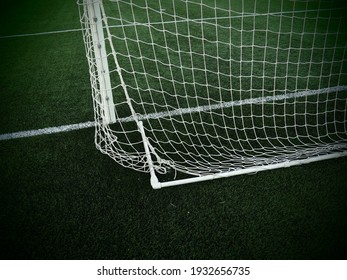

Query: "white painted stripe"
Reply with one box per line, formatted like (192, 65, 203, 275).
(116, 86, 347, 123)
(1, 7, 344, 39)
(0, 121, 95, 141)
(0, 86, 346, 141)
(0, 28, 83, 39)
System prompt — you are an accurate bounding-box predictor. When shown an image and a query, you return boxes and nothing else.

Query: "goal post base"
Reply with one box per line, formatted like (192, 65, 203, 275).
(152, 151, 347, 189)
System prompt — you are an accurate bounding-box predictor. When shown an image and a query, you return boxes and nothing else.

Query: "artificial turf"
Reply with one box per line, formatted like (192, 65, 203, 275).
(0, 0, 347, 260)
(1, 130, 347, 259)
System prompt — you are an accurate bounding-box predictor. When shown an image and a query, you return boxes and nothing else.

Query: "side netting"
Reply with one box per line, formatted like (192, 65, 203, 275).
(78, 0, 347, 188)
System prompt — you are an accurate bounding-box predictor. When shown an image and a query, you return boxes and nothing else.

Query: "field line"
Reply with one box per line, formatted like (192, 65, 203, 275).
(118, 86, 347, 122)
(0, 28, 83, 39)
(0, 121, 95, 141)
(1, 86, 346, 141)
(0, 7, 343, 39)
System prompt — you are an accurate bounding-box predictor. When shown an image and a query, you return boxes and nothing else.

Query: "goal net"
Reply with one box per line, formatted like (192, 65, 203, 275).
(78, 0, 347, 188)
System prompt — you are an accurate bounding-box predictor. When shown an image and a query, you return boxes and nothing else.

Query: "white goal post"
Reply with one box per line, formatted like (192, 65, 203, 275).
(78, 0, 347, 188)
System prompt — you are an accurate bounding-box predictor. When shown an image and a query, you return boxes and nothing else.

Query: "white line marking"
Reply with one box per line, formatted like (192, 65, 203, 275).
(1, 7, 344, 39)
(1, 86, 346, 141)
(0, 28, 83, 39)
(117, 86, 347, 123)
(0, 121, 94, 141)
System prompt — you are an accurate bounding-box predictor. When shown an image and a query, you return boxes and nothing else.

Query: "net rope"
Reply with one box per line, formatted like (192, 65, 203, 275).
(78, 0, 347, 180)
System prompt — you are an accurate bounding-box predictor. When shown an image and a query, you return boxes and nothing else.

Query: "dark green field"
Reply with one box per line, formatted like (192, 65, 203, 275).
(0, 0, 347, 260)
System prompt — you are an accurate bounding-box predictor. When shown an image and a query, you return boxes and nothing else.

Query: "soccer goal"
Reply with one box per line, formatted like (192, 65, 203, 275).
(78, 0, 347, 188)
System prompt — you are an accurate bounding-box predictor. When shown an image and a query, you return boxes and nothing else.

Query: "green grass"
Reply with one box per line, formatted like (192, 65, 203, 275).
(1, 131, 347, 259)
(0, 0, 347, 260)
(0, 33, 92, 133)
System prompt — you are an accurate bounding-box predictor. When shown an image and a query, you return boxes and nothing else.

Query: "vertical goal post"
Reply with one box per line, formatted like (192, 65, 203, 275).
(78, 0, 347, 188)
(80, 0, 116, 124)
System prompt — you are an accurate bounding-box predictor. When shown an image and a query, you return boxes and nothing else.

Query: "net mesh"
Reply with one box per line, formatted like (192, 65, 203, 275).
(78, 0, 347, 181)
